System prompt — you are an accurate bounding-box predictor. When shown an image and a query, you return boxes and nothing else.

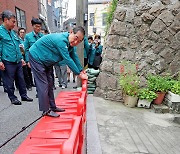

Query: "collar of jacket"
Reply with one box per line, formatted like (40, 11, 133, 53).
(32, 31, 41, 38)
(66, 32, 72, 48)
(1, 24, 12, 34)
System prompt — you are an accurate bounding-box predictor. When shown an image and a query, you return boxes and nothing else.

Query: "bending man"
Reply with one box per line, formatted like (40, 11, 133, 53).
(28, 26, 87, 117)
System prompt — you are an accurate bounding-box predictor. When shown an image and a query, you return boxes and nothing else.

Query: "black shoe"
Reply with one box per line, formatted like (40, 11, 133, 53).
(32, 84, 36, 87)
(53, 86, 56, 90)
(73, 79, 75, 83)
(68, 79, 70, 83)
(73, 86, 77, 89)
(21, 96, 33, 102)
(59, 84, 62, 87)
(11, 99, 22, 105)
(51, 107, 65, 112)
(4, 88, 8, 93)
(44, 111, 60, 117)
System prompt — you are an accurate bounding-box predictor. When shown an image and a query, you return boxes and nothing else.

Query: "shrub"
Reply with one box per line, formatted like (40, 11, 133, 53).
(105, 0, 118, 35)
(138, 88, 157, 102)
(147, 75, 170, 92)
(171, 81, 180, 95)
(119, 61, 139, 97)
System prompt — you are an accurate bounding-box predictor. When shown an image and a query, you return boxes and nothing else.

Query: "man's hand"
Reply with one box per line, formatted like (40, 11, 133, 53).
(21, 59, 26, 66)
(78, 71, 88, 80)
(0, 62, 5, 70)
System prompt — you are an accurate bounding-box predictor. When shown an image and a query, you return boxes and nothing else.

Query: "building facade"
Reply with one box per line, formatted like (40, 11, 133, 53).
(39, 0, 49, 32)
(47, 0, 68, 33)
(0, 0, 39, 32)
(88, 0, 111, 43)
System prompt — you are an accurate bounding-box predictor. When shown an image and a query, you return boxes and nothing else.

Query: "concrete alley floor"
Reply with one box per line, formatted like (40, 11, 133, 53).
(87, 95, 180, 154)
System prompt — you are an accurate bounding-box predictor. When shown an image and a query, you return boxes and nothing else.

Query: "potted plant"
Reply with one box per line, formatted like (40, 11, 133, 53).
(147, 75, 169, 104)
(119, 61, 139, 107)
(137, 88, 157, 108)
(166, 80, 180, 102)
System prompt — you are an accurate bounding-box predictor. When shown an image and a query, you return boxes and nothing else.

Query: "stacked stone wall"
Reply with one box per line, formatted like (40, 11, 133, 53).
(95, 0, 180, 101)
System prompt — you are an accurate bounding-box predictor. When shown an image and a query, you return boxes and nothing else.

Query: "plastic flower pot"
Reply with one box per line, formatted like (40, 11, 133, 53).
(124, 95, 138, 108)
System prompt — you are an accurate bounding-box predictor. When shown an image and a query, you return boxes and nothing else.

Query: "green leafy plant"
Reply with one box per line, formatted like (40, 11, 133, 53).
(147, 75, 170, 92)
(105, 0, 118, 35)
(138, 88, 157, 102)
(171, 81, 180, 95)
(119, 61, 139, 97)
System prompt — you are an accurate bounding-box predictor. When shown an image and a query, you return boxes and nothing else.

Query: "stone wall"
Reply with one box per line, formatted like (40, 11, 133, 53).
(94, 0, 180, 101)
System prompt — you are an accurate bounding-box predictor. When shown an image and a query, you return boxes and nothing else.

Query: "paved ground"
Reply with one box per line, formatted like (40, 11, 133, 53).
(87, 95, 180, 154)
(0, 78, 78, 154)
(0, 77, 180, 154)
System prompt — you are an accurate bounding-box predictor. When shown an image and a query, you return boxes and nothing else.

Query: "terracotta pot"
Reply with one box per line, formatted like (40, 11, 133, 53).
(153, 92, 166, 105)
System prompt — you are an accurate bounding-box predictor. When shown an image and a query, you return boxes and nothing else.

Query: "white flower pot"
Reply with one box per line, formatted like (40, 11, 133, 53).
(137, 99, 152, 109)
(166, 91, 180, 102)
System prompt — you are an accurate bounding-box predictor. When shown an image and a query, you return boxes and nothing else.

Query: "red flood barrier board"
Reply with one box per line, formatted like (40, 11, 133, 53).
(15, 117, 81, 154)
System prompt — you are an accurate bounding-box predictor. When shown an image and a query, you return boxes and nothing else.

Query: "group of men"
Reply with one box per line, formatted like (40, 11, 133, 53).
(0, 10, 88, 117)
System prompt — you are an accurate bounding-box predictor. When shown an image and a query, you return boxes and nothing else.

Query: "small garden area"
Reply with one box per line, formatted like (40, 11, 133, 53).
(119, 61, 180, 113)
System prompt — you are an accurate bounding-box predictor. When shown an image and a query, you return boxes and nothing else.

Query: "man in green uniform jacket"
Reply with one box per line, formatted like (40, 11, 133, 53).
(88, 39, 103, 69)
(0, 10, 33, 105)
(24, 18, 44, 88)
(29, 26, 87, 117)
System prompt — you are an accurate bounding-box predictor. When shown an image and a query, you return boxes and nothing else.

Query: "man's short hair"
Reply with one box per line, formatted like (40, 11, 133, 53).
(1, 10, 16, 22)
(31, 17, 42, 25)
(73, 26, 85, 36)
(88, 36, 93, 40)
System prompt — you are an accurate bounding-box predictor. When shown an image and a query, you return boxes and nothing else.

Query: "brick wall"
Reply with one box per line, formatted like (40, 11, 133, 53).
(0, 0, 39, 32)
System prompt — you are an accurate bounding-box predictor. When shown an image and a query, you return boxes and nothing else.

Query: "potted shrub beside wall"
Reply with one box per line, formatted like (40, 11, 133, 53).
(167, 81, 180, 102)
(147, 75, 169, 105)
(119, 61, 139, 107)
(137, 88, 157, 108)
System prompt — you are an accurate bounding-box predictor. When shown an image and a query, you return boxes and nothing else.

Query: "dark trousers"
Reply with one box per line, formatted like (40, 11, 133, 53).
(15, 65, 32, 89)
(27, 67, 34, 86)
(2, 60, 27, 101)
(23, 65, 32, 88)
(29, 54, 56, 111)
(88, 63, 99, 70)
(84, 58, 88, 67)
(0, 70, 2, 86)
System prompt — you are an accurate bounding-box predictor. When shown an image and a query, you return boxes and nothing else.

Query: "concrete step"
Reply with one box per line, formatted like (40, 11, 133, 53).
(152, 104, 169, 113)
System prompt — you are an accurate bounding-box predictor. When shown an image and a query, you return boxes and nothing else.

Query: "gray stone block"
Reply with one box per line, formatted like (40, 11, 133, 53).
(152, 104, 169, 113)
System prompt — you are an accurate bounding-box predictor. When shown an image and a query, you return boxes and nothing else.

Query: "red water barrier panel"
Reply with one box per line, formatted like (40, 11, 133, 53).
(15, 117, 81, 154)
(55, 91, 87, 107)
(55, 92, 87, 151)
(56, 79, 87, 98)
(15, 79, 88, 154)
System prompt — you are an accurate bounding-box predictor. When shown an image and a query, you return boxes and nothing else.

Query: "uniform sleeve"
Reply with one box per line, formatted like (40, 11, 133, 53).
(70, 47, 83, 72)
(88, 44, 96, 65)
(24, 35, 30, 62)
(57, 42, 81, 75)
(96, 45, 103, 55)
